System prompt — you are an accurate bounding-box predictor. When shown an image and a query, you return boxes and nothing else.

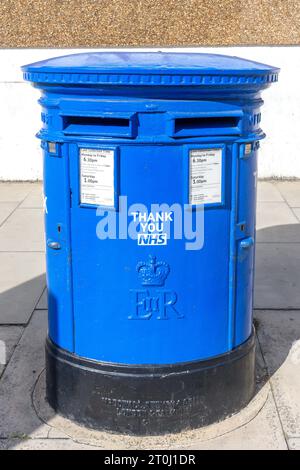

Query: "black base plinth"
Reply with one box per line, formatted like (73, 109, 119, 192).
(45, 332, 255, 436)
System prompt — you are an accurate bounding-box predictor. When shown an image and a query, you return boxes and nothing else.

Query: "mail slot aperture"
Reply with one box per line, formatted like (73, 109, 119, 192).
(172, 114, 242, 137)
(62, 114, 136, 138)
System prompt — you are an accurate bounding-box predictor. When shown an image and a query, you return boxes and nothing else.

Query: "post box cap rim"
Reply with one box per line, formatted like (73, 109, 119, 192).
(22, 52, 279, 88)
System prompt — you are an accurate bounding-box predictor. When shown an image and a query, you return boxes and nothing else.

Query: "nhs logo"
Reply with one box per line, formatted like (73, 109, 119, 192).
(137, 233, 167, 246)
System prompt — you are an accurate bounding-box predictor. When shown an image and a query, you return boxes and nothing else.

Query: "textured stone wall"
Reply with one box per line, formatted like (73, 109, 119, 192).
(1, 0, 299, 47)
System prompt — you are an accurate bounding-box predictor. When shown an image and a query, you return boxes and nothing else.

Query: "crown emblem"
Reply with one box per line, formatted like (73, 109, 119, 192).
(136, 255, 170, 287)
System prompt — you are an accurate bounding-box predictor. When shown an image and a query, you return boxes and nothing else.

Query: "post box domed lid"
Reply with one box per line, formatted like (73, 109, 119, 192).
(22, 52, 279, 87)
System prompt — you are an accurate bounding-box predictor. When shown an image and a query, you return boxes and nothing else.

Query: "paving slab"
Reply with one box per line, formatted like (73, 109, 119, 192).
(288, 438, 300, 450)
(0, 253, 45, 324)
(0, 183, 34, 203)
(256, 202, 300, 243)
(35, 288, 48, 310)
(255, 310, 300, 439)
(19, 184, 43, 209)
(254, 243, 300, 309)
(0, 310, 50, 439)
(275, 181, 300, 208)
(0, 439, 10, 450)
(0, 208, 44, 252)
(3, 436, 112, 449)
(292, 208, 300, 222)
(0, 326, 23, 377)
(257, 181, 284, 202)
(182, 392, 287, 450)
(6, 438, 101, 450)
(0, 202, 18, 226)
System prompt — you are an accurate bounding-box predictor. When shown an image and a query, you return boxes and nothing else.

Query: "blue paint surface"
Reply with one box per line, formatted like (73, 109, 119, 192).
(23, 52, 279, 364)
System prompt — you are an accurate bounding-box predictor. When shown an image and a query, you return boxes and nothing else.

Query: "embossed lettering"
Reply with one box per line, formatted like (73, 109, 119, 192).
(129, 288, 183, 320)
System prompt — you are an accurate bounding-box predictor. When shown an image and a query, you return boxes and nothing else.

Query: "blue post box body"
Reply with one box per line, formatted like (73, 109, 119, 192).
(23, 53, 278, 435)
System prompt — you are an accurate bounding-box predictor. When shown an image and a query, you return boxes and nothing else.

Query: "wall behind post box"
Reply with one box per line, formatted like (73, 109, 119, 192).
(0, 47, 298, 180)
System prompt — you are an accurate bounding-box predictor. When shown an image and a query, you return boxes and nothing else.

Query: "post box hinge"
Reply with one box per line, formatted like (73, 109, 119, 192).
(235, 221, 247, 239)
(239, 141, 260, 159)
(41, 141, 62, 157)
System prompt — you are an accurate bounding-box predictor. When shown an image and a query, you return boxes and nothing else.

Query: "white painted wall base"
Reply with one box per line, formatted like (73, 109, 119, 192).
(0, 47, 299, 180)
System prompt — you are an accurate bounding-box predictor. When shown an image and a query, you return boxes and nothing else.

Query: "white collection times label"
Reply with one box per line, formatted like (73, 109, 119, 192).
(189, 148, 222, 205)
(80, 148, 115, 206)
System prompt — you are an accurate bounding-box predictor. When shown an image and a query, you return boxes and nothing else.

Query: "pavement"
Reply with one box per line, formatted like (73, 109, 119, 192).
(0, 180, 299, 450)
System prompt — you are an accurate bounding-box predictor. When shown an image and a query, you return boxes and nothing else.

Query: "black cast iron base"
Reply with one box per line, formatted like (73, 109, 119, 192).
(45, 332, 255, 436)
